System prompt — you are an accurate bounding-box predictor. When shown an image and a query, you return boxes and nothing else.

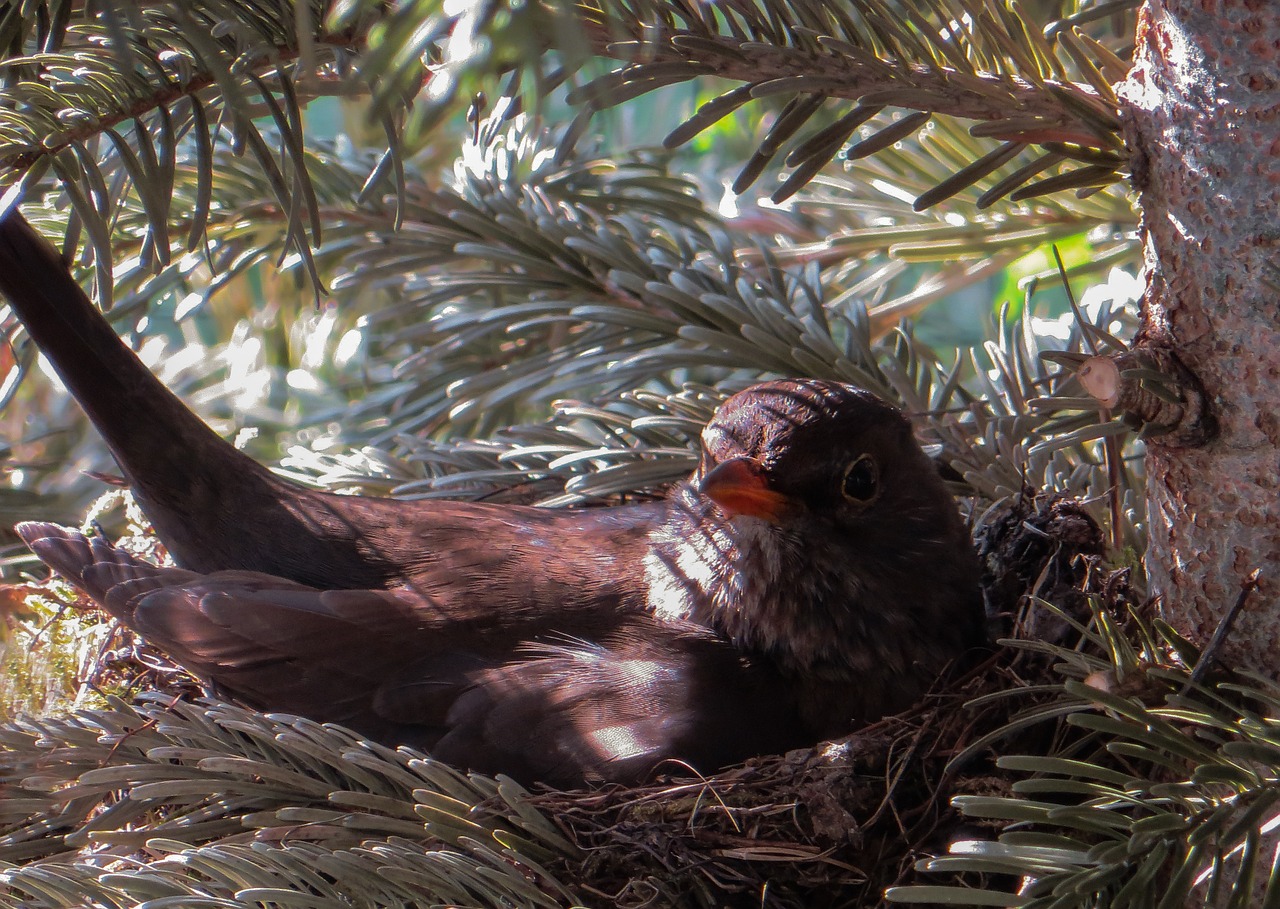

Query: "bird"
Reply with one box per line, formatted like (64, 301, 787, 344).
(0, 210, 985, 787)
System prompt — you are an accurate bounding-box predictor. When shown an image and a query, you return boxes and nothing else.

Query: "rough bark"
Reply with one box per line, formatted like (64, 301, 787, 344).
(1118, 0, 1280, 670)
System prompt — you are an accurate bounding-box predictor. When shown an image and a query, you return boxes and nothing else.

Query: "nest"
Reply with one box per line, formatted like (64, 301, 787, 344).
(533, 669, 1014, 908)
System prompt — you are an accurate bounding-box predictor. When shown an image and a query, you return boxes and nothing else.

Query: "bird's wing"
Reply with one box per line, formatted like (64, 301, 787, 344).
(18, 522, 811, 786)
(17, 522, 511, 745)
(425, 618, 809, 787)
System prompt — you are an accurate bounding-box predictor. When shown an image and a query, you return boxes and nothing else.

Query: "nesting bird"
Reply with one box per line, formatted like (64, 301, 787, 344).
(0, 211, 984, 786)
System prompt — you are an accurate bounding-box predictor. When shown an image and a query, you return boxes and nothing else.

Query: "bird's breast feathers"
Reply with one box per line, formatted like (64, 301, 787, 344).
(640, 484, 872, 675)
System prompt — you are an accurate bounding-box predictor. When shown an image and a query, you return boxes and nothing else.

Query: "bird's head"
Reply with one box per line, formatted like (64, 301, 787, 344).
(695, 379, 955, 541)
(688, 378, 984, 702)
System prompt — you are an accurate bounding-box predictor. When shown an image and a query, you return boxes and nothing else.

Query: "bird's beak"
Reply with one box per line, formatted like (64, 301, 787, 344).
(698, 457, 795, 523)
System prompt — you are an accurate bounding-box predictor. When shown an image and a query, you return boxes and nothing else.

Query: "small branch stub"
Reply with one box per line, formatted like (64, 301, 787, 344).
(1076, 355, 1121, 408)
(1186, 568, 1263, 688)
(1076, 347, 1216, 447)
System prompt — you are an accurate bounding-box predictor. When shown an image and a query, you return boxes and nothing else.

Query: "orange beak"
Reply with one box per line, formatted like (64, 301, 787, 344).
(698, 457, 795, 523)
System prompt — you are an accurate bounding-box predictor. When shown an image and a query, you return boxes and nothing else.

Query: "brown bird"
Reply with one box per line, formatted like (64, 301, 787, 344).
(0, 210, 984, 787)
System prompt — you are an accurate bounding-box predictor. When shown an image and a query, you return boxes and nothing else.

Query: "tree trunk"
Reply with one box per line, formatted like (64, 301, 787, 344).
(1119, 0, 1280, 670)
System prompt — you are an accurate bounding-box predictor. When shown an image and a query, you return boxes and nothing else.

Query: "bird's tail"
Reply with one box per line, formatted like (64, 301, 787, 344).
(0, 211, 419, 587)
(0, 213, 230, 461)
(0, 212, 282, 568)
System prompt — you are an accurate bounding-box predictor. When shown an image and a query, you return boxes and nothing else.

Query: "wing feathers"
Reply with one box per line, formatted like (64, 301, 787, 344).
(16, 522, 816, 786)
(432, 622, 809, 786)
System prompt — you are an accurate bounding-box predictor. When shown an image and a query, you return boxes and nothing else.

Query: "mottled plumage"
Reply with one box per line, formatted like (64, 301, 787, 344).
(1, 211, 984, 787)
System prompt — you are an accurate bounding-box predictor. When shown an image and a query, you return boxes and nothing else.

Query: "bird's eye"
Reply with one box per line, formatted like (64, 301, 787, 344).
(841, 455, 879, 502)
